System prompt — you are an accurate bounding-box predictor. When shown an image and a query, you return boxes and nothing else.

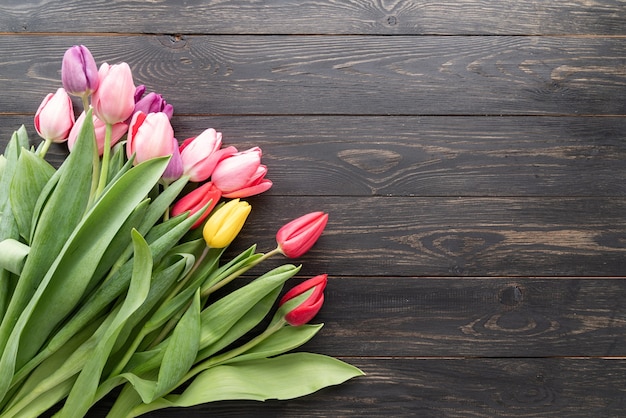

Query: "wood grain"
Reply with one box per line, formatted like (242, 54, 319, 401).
(0, 35, 625, 116)
(3, 1, 626, 416)
(4, 115, 626, 198)
(1, 0, 626, 35)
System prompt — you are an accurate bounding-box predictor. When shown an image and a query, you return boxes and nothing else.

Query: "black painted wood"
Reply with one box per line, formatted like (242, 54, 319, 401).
(1, 0, 626, 416)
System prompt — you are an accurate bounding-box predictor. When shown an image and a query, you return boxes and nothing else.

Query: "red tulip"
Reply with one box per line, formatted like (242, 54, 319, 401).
(34, 88, 75, 143)
(211, 147, 272, 198)
(179, 128, 235, 182)
(276, 212, 328, 258)
(67, 110, 128, 155)
(170, 182, 222, 228)
(91, 62, 136, 124)
(126, 111, 175, 165)
(279, 274, 327, 326)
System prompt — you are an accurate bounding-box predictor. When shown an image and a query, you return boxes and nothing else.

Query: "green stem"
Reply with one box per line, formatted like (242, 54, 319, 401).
(38, 139, 52, 158)
(201, 247, 281, 298)
(80, 95, 90, 114)
(95, 123, 113, 197)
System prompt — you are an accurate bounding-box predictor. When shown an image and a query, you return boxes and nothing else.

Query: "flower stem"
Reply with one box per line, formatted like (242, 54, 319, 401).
(95, 123, 113, 197)
(38, 139, 52, 158)
(201, 247, 281, 298)
(80, 95, 90, 114)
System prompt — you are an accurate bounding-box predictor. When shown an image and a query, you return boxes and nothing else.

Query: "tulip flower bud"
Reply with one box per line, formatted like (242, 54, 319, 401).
(91, 62, 136, 124)
(161, 138, 184, 184)
(133, 91, 174, 119)
(279, 274, 327, 326)
(34, 88, 75, 143)
(67, 110, 128, 155)
(211, 147, 273, 198)
(202, 199, 251, 248)
(126, 111, 175, 165)
(61, 45, 100, 97)
(171, 182, 222, 228)
(276, 211, 329, 258)
(179, 128, 236, 182)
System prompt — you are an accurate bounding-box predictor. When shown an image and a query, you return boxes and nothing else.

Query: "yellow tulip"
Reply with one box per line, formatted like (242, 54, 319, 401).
(202, 199, 251, 248)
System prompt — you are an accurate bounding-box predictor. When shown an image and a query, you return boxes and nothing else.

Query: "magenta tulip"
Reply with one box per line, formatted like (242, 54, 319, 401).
(211, 147, 273, 198)
(133, 88, 173, 119)
(91, 62, 136, 124)
(170, 182, 222, 228)
(61, 45, 99, 97)
(126, 111, 175, 165)
(179, 128, 236, 182)
(161, 137, 184, 184)
(67, 110, 128, 155)
(34, 88, 75, 143)
(276, 212, 329, 258)
(279, 274, 327, 326)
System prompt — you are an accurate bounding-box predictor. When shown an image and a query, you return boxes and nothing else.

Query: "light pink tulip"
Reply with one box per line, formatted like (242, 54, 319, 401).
(34, 88, 75, 143)
(126, 111, 175, 165)
(211, 147, 273, 198)
(179, 128, 235, 182)
(67, 110, 128, 155)
(91, 62, 136, 124)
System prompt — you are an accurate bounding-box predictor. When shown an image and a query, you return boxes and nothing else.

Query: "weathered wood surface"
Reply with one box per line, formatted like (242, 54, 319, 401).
(2, 0, 626, 416)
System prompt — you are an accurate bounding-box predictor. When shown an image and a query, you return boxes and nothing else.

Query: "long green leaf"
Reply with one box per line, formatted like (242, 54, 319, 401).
(9, 149, 55, 243)
(130, 353, 364, 417)
(0, 112, 96, 367)
(58, 229, 152, 418)
(0, 239, 29, 275)
(0, 154, 168, 401)
(152, 290, 200, 402)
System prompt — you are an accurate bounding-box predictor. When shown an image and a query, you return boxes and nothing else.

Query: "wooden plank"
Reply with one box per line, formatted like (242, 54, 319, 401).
(4, 115, 626, 198)
(224, 195, 626, 277)
(79, 358, 626, 417)
(295, 277, 626, 357)
(1, 35, 625, 116)
(2, 0, 626, 35)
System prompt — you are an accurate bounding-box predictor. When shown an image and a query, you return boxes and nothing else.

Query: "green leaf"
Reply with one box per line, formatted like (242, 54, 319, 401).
(195, 286, 282, 363)
(152, 290, 200, 402)
(221, 324, 324, 365)
(58, 229, 153, 418)
(9, 149, 55, 243)
(131, 353, 364, 417)
(0, 111, 96, 368)
(0, 239, 29, 275)
(198, 264, 300, 350)
(0, 153, 168, 401)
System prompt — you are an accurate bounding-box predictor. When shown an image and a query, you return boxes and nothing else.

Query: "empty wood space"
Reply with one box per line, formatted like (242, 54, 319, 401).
(1, 1, 625, 416)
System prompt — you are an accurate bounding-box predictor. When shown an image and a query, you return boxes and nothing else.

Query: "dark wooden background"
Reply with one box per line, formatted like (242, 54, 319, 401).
(2, 1, 626, 416)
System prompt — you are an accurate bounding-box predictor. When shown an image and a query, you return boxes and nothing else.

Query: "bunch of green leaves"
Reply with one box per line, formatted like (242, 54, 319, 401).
(0, 114, 362, 418)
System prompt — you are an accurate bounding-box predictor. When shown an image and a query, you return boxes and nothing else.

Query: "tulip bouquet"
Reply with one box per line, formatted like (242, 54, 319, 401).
(0, 45, 362, 417)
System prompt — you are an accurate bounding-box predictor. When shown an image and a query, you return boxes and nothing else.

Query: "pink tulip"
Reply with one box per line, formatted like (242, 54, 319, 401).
(179, 128, 236, 182)
(211, 147, 273, 198)
(91, 62, 136, 124)
(276, 212, 329, 258)
(34, 88, 75, 143)
(279, 274, 327, 326)
(126, 111, 175, 165)
(170, 182, 222, 228)
(61, 45, 99, 97)
(67, 110, 128, 155)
